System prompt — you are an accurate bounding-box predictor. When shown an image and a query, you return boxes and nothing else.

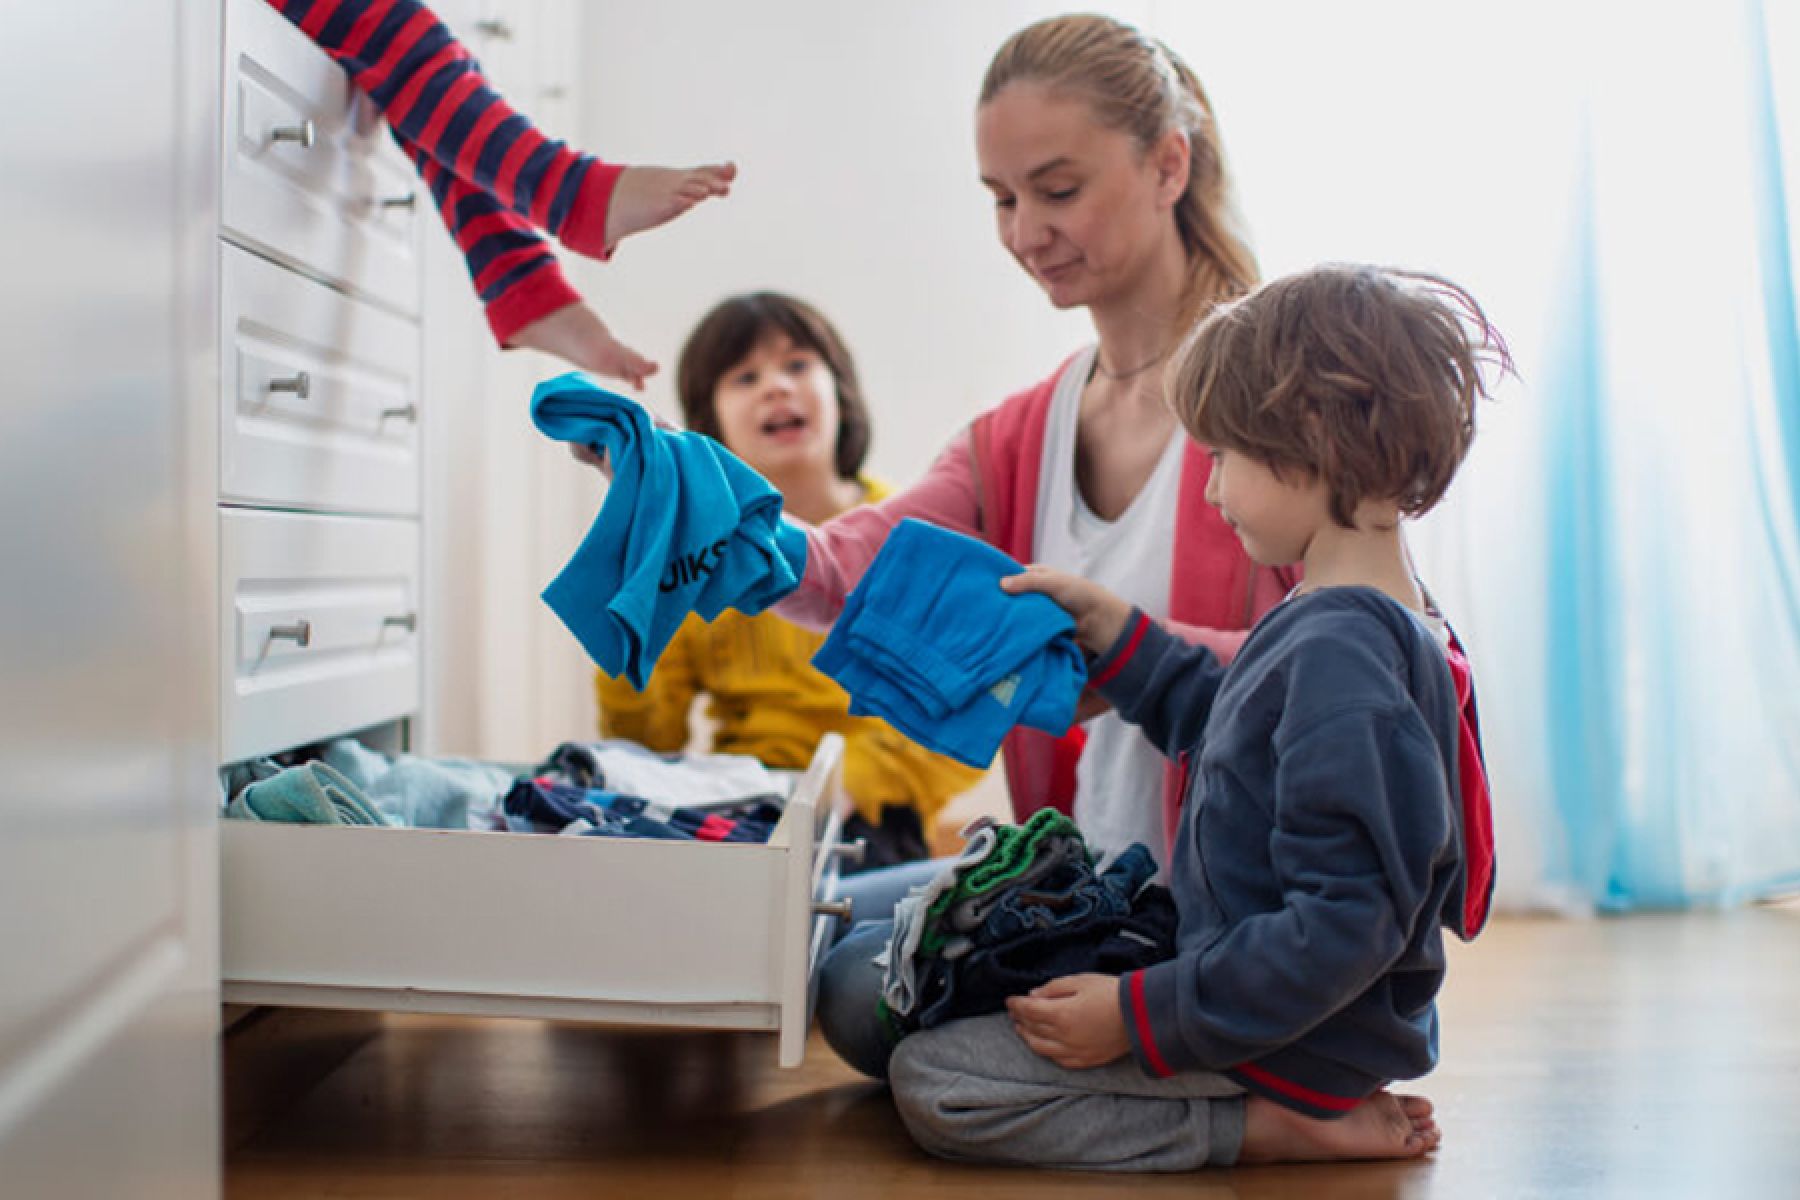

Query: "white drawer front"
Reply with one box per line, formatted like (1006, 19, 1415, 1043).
(220, 244, 421, 515)
(221, 508, 420, 762)
(221, 736, 850, 1068)
(222, 0, 422, 313)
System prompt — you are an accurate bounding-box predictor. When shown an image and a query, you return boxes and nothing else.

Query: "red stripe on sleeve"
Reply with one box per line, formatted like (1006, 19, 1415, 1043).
(337, 0, 400, 60)
(1128, 971, 1174, 1078)
(452, 101, 512, 180)
(1090, 612, 1152, 689)
(350, 9, 433, 94)
(384, 41, 464, 131)
(413, 71, 484, 156)
(529, 152, 574, 228)
(1233, 1062, 1361, 1113)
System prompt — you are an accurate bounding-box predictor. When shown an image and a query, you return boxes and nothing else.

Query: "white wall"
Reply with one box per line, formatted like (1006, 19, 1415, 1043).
(571, 0, 1118, 483)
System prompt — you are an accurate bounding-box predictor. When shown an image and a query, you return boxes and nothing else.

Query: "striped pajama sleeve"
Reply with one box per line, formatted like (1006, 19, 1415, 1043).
(265, 0, 623, 342)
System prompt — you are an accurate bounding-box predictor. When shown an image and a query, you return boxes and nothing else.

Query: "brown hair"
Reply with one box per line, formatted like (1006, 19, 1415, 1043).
(979, 14, 1259, 325)
(676, 291, 872, 480)
(1168, 264, 1513, 527)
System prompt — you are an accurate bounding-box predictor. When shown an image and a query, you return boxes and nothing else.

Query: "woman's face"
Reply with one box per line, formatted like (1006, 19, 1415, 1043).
(710, 332, 843, 482)
(976, 81, 1188, 311)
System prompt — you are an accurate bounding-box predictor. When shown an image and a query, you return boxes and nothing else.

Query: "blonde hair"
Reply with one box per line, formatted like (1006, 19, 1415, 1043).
(1168, 264, 1513, 527)
(980, 14, 1259, 326)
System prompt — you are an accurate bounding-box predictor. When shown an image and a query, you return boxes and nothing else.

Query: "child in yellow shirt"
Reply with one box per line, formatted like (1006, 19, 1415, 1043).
(595, 293, 983, 866)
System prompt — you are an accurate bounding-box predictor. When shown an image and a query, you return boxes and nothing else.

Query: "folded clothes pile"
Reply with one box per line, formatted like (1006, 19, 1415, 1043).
(812, 518, 1086, 768)
(880, 810, 1177, 1035)
(531, 372, 807, 687)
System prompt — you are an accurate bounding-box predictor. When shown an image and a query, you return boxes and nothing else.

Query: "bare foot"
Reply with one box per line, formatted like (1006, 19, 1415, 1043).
(600, 162, 736, 249)
(509, 301, 656, 389)
(1238, 1091, 1440, 1164)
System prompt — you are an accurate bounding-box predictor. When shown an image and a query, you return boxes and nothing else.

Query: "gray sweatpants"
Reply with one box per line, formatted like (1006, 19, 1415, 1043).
(888, 1013, 1247, 1172)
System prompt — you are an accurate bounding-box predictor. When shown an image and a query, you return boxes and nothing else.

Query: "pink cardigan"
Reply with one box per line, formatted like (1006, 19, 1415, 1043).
(779, 357, 1293, 846)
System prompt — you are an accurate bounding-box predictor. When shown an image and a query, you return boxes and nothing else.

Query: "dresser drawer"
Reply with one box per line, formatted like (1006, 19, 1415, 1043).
(220, 243, 421, 515)
(222, 736, 852, 1067)
(220, 508, 420, 762)
(222, 0, 422, 313)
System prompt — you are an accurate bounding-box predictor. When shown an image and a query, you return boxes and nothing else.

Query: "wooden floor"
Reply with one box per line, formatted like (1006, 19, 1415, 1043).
(226, 904, 1800, 1199)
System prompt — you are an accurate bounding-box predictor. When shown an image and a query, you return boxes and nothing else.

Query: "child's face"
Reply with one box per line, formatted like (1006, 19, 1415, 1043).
(1202, 447, 1328, 567)
(976, 83, 1186, 313)
(711, 333, 843, 482)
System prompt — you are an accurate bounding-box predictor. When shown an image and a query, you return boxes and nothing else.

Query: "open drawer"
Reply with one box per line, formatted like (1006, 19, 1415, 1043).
(221, 735, 855, 1067)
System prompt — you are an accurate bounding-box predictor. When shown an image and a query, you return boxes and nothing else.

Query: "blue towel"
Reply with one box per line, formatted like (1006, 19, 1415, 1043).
(320, 738, 516, 830)
(224, 761, 392, 827)
(812, 518, 1086, 768)
(531, 373, 808, 688)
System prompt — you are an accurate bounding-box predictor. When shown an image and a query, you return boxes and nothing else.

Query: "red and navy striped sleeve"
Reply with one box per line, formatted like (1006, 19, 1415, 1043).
(266, 0, 622, 340)
(389, 127, 578, 343)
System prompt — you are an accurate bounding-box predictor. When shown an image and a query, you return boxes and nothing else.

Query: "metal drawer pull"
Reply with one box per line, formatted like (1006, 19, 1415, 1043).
(380, 403, 418, 423)
(831, 839, 868, 868)
(473, 17, 513, 40)
(268, 371, 311, 399)
(811, 898, 853, 922)
(269, 120, 316, 149)
(379, 191, 417, 210)
(381, 612, 417, 632)
(268, 619, 312, 648)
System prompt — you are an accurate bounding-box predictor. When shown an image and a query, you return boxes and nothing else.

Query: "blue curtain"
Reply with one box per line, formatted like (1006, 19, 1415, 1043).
(1533, 0, 1800, 909)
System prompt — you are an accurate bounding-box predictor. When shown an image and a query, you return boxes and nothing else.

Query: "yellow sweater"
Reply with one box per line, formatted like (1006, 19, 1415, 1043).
(595, 479, 985, 825)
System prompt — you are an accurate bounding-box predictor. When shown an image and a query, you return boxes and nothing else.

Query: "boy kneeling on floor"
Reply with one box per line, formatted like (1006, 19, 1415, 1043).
(889, 263, 1508, 1171)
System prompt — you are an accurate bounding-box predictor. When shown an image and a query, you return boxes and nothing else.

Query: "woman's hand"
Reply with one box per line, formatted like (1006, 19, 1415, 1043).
(1001, 565, 1132, 656)
(1005, 974, 1131, 1070)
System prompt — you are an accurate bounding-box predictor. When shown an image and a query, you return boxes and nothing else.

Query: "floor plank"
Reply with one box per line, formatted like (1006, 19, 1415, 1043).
(227, 905, 1800, 1198)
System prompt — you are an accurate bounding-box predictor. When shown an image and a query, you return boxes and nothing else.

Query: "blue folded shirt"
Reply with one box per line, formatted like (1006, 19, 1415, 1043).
(811, 518, 1086, 767)
(531, 373, 808, 687)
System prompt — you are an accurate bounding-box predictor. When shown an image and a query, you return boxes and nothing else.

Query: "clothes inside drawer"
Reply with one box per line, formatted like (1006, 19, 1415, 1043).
(220, 507, 420, 763)
(221, 0, 422, 313)
(221, 735, 851, 1067)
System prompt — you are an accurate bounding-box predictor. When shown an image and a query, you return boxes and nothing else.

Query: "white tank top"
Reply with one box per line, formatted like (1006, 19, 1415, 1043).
(1031, 347, 1186, 873)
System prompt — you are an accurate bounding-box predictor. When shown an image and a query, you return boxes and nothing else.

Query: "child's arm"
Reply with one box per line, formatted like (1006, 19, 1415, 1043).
(1119, 685, 1456, 1078)
(1003, 566, 1228, 759)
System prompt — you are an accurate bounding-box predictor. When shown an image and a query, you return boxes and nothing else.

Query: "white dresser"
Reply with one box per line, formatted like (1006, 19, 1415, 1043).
(211, 0, 848, 1067)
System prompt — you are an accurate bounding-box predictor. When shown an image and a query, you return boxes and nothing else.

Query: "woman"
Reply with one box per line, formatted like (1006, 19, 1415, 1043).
(801, 13, 1295, 1076)
(789, 14, 1292, 878)
(594, 292, 985, 868)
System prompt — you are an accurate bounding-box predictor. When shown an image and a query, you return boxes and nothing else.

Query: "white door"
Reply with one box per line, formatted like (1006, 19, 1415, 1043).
(0, 3, 220, 1197)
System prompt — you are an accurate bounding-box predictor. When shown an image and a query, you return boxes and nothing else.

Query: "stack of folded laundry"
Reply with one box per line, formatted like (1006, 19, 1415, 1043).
(531, 372, 807, 687)
(879, 809, 1177, 1036)
(812, 518, 1087, 768)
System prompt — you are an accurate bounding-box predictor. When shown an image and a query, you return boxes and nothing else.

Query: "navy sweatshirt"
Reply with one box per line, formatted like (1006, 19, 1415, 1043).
(1093, 587, 1487, 1117)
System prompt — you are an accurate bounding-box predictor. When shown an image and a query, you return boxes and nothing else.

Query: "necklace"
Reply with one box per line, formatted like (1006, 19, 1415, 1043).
(1092, 348, 1166, 381)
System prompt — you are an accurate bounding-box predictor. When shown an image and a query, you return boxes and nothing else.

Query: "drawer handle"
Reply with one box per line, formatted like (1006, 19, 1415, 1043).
(380, 403, 418, 424)
(379, 191, 418, 211)
(381, 612, 418, 633)
(830, 839, 868, 868)
(268, 371, 311, 400)
(473, 17, 513, 40)
(268, 120, 316, 149)
(811, 898, 853, 923)
(268, 619, 312, 648)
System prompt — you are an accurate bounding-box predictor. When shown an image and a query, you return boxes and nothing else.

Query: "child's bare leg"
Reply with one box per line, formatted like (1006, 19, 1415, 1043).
(1239, 1090, 1439, 1164)
(509, 301, 656, 389)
